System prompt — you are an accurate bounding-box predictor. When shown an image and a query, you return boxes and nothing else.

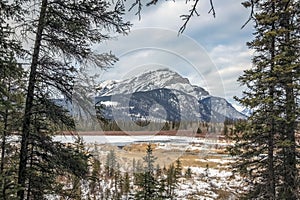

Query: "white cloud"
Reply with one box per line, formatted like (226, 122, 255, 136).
(94, 1, 255, 106)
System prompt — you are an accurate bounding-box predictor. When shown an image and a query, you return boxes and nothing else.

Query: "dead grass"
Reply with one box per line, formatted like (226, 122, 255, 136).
(212, 149, 227, 154)
(178, 154, 221, 168)
(123, 143, 158, 152)
(94, 142, 232, 170)
(214, 189, 234, 200)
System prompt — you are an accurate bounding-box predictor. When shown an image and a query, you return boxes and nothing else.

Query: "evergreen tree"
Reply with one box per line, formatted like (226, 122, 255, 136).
(174, 159, 182, 181)
(135, 144, 158, 200)
(223, 123, 228, 135)
(155, 163, 162, 178)
(162, 121, 170, 131)
(196, 127, 202, 134)
(89, 158, 101, 199)
(184, 167, 192, 179)
(132, 158, 136, 174)
(0, 60, 24, 200)
(158, 177, 167, 200)
(123, 172, 130, 199)
(229, 1, 299, 199)
(105, 150, 117, 178)
(166, 164, 176, 198)
(113, 163, 122, 200)
(0, 0, 131, 199)
(0, 2, 25, 198)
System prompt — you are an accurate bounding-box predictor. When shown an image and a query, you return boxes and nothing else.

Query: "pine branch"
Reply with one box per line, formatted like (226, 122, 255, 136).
(129, 0, 143, 20)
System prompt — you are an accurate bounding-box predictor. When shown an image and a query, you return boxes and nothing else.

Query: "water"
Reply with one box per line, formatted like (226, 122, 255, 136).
(53, 135, 194, 146)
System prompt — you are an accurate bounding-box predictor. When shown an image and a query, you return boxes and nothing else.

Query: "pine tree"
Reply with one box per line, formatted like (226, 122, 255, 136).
(229, 1, 299, 199)
(174, 159, 182, 181)
(184, 167, 192, 179)
(0, 0, 131, 199)
(0, 59, 24, 200)
(0, 2, 25, 198)
(105, 150, 117, 178)
(155, 163, 162, 178)
(274, 1, 300, 198)
(113, 163, 122, 200)
(223, 123, 228, 135)
(158, 177, 167, 200)
(89, 158, 101, 199)
(166, 164, 177, 199)
(135, 144, 158, 200)
(162, 121, 170, 131)
(196, 127, 202, 134)
(123, 172, 130, 199)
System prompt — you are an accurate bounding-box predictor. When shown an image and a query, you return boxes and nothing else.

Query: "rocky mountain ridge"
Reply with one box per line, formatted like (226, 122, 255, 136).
(95, 68, 246, 123)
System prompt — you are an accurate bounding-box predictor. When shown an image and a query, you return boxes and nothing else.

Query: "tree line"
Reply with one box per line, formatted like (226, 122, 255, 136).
(87, 144, 192, 200)
(0, 0, 299, 199)
(228, 1, 300, 199)
(0, 0, 130, 199)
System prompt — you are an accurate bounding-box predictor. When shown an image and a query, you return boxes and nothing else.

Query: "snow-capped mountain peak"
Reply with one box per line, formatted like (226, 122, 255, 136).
(97, 68, 209, 99)
(96, 68, 246, 122)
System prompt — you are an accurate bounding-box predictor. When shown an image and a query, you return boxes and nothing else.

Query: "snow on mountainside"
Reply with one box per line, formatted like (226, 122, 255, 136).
(200, 96, 246, 122)
(96, 68, 246, 122)
(241, 108, 253, 117)
(97, 68, 209, 99)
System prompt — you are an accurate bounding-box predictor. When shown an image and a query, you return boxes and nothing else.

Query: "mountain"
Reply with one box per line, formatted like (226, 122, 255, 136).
(97, 68, 209, 99)
(241, 107, 253, 117)
(200, 96, 246, 122)
(95, 68, 246, 123)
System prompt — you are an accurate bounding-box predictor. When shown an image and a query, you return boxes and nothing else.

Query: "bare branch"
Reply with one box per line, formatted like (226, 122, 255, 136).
(146, 0, 158, 6)
(208, 0, 216, 17)
(241, 0, 255, 29)
(128, 0, 217, 34)
(178, 0, 201, 34)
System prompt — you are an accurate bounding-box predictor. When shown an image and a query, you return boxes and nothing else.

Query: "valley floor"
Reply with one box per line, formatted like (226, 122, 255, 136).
(77, 134, 247, 199)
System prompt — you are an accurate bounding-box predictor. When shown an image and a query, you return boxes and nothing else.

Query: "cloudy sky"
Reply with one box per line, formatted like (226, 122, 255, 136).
(95, 0, 255, 110)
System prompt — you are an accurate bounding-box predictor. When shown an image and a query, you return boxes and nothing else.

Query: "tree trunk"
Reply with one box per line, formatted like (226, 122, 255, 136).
(282, 3, 297, 198)
(284, 84, 297, 199)
(17, 0, 48, 199)
(1, 70, 10, 200)
(1, 97, 8, 200)
(1, 89, 8, 173)
(267, 3, 276, 199)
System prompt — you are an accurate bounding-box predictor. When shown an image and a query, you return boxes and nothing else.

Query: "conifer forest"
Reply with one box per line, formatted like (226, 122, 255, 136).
(0, 0, 299, 199)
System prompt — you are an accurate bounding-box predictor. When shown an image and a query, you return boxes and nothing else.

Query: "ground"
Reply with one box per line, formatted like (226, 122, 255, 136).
(81, 134, 247, 199)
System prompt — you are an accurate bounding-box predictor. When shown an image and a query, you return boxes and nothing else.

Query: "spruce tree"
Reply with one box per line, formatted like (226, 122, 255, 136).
(184, 167, 192, 179)
(0, 0, 131, 199)
(229, 1, 299, 199)
(105, 149, 117, 178)
(158, 177, 167, 200)
(0, 2, 25, 199)
(135, 144, 158, 200)
(166, 164, 176, 199)
(89, 158, 101, 198)
(123, 172, 130, 199)
(174, 159, 182, 181)
(196, 127, 202, 134)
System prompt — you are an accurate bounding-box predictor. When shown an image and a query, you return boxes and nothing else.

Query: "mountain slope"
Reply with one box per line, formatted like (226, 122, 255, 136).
(96, 68, 246, 123)
(200, 96, 247, 122)
(97, 68, 209, 99)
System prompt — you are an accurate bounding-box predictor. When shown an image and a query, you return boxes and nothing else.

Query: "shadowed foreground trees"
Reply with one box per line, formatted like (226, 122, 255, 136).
(1, 0, 130, 199)
(229, 0, 299, 199)
(135, 144, 158, 200)
(1, 0, 299, 199)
